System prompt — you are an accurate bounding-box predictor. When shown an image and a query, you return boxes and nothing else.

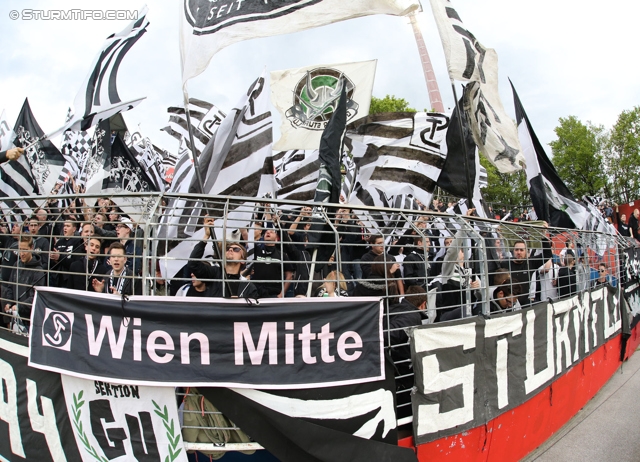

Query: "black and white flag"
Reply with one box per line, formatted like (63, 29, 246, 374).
(275, 149, 320, 202)
(161, 98, 225, 157)
(130, 136, 168, 192)
(347, 111, 450, 207)
(429, 0, 496, 84)
(436, 101, 487, 218)
(0, 110, 37, 223)
(180, 0, 419, 84)
(314, 82, 346, 204)
(511, 81, 588, 229)
(12, 98, 66, 195)
(55, 6, 149, 136)
(199, 361, 418, 462)
(189, 72, 273, 200)
(430, 0, 524, 173)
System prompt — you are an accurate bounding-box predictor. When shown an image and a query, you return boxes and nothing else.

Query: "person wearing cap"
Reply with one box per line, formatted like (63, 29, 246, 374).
(185, 216, 258, 298)
(0, 147, 24, 164)
(115, 217, 142, 275)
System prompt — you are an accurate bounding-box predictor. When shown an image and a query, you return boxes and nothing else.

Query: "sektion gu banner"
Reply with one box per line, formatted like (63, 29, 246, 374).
(0, 328, 82, 461)
(29, 287, 383, 389)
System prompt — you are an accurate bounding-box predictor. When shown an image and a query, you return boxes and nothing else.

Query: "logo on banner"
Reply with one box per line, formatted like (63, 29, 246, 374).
(184, 0, 322, 34)
(285, 68, 358, 131)
(409, 112, 450, 154)
(42, 308, 74, 351)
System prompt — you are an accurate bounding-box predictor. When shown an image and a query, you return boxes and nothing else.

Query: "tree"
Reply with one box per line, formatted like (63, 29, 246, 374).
(369, 95, 416, 114)
(479, 155, 529, 211)
(607, 107, 640, 203)
(548, 116, 606, 199)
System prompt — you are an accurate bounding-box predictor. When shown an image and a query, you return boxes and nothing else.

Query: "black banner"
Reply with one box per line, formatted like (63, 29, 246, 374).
(29, 288, 383, 388)
(0, 329, 82, 461)
(410, 286, 621, 444)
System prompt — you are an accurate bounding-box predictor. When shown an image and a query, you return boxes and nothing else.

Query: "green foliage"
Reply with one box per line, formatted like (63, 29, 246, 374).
(607, 107, 640, 203)
(479, 155, 529, 209)
(369, 95, 416, 114)
(548, 116, 606, 199)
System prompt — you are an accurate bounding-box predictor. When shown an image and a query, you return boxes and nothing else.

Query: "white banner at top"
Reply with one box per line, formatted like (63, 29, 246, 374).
(180, 0, 419, 85)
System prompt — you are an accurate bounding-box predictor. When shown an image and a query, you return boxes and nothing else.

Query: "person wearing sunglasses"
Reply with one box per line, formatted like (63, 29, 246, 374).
(593, 263, 617, 288)
(185, 216, 258, 299)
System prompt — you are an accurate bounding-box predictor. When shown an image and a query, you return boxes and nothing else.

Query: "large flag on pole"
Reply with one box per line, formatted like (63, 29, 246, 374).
(271, 60, 376, 150)
(12, 99, 66, 195)
(314, 82, 347, 204)
(436, 100, 487, 217)
(429, 0, 524, 173)
(189, 72, 273, 200)
(180, 0, 419, 85)
(346, 111, 450, 207)
(511, 81, 588, 229)
(0, 110, 37, 223)
(52, 6, 149, 137)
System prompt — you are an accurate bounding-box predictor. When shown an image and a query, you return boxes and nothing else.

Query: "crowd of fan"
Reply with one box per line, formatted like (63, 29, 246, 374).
(0, 197, 621, 336)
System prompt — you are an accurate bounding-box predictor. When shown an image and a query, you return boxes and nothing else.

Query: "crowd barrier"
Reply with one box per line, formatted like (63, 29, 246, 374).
(0, 192, 635, 458)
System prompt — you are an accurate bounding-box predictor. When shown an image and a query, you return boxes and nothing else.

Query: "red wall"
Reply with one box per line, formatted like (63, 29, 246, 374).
(399, 324, 640, 461)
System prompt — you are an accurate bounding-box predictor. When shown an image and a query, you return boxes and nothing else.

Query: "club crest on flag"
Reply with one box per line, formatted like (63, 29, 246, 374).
(285, 68, 358, 130)
(272, 60, 376, 150)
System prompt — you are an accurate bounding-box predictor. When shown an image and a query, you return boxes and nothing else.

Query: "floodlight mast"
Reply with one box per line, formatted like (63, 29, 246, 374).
(409, 12, 445, 113)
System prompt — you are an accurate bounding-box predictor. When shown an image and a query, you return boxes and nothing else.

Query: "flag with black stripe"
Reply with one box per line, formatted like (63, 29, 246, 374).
(189, 72, 273, 202)
(511, 81, 588, 229)
(275, 149, 320, 202)
(0, 110, 37, 224)
(436, 100, 487, 218)
(161, 98, 224, 157)
(12, 98, 66, 195)
(55, 7, 149, 136)
(199, 359, 418, 462)
(347, 111, 450, 206)
(130, 136, 168, 192)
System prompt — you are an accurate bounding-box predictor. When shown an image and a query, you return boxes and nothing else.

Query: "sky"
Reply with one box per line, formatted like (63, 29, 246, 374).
(1, 0, 639, 159)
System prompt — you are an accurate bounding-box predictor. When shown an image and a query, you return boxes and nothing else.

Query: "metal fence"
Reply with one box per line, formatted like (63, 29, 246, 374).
(0, 192, 633, 452)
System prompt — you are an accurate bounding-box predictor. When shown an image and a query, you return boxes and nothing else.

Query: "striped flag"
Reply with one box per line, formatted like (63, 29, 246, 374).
(130, 137, 168, 192)
(511, 81, 588, 229)
(158, 148, 196, 240)
(275, 149, 320, 202)
(436, 101, 487, 218)
(347, 111, 450, 207)
(161, 98, 224, 157)
(54, 7, 149, 137)
(0, 110, 37, 224)
(429, 0, 524, 173)
(189, 72, 273, 201)
(12, 98, 66, 195)
(58, 109, 93, 191)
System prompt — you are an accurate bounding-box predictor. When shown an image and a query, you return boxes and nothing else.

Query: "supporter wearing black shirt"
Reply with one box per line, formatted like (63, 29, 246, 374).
(49, 218, 83, 288)
(508, 233, 552, 306)
(250, 228, 293, 298)
(403, 236, 429, 289)
(187, 217, 258, 299)
(69, 237, 108, 291)
(92, 242, 141, 296)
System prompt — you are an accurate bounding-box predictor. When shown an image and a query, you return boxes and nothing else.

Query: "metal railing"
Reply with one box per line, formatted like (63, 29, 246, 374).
(0, 191, 633, 452)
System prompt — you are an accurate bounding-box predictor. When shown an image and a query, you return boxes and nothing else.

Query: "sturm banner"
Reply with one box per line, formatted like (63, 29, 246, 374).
(61, 376, 187, 462)
(410, 286, 621, 444)
(29, 288, 384, 388)
(0, 328, 82, 462)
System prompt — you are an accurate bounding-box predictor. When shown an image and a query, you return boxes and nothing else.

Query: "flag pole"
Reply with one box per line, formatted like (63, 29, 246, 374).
(182, 88, 206, 195)
(450, 82, 474, 206)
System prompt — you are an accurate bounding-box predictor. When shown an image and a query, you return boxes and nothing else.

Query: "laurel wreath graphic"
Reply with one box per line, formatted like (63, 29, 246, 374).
(153, 400, 183, 462)
(71, 391, 109, 462)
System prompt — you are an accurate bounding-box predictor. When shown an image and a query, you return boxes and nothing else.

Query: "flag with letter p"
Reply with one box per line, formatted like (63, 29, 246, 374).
(271, 60, 376, 150)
